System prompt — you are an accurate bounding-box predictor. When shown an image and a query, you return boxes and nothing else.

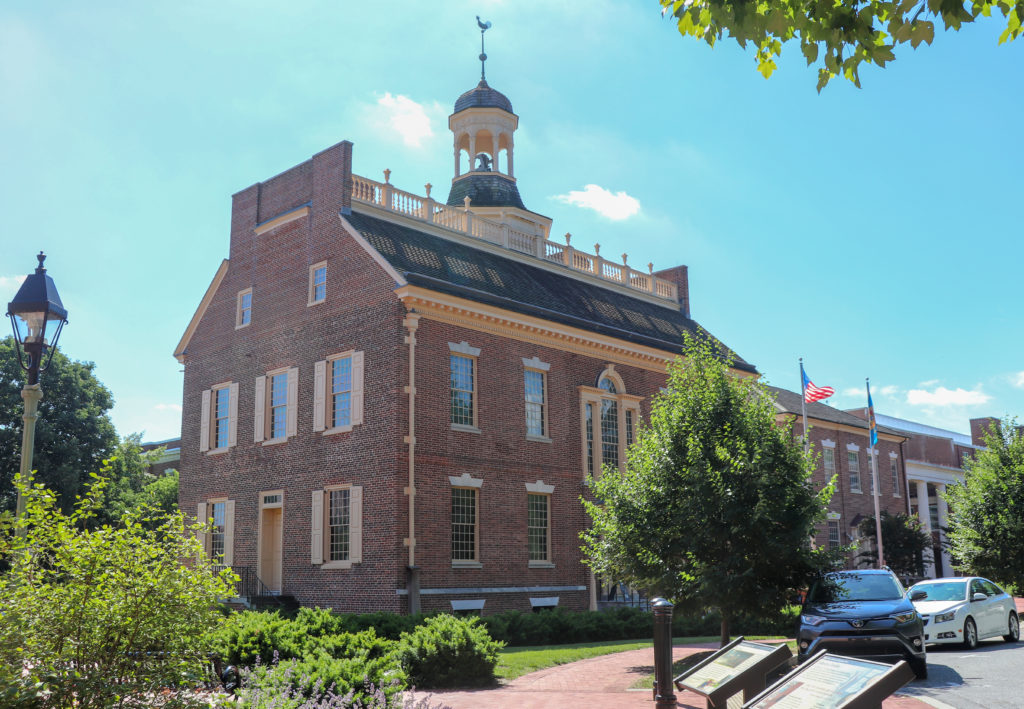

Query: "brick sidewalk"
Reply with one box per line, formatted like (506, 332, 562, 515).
(412, 643, 935, 709)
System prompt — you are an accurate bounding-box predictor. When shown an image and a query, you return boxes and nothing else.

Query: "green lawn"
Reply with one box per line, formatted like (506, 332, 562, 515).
(496, 636, 722, 681)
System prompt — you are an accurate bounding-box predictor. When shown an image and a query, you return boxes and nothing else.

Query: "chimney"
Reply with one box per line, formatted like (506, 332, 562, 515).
(969, 417, 1000, 447)
(653, 265, 690, 317)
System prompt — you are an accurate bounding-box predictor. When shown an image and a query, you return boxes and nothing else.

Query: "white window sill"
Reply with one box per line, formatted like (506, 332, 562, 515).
(321, 560, 353, 570)
(205, 447, 231, 456)
(452, 561, 483, 568)
(235, 322, 251, 330)
(528, 561, 555, 568)
(526, 435, 552, 444)
(323, 424, 354, 436)
(451, 424, 481, 434)
(262, 437, 289, 447)
(850, 489, 862, 494)
(307, 298, 326, 307)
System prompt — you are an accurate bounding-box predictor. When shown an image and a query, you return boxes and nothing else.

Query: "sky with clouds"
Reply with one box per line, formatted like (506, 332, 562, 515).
(1, 0, 1021, 440)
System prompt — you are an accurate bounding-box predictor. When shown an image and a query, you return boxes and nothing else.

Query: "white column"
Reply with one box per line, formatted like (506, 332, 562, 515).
(936, 484, 951, 577)
(454, 145, 461, 177)
(915, 479, 935, 578)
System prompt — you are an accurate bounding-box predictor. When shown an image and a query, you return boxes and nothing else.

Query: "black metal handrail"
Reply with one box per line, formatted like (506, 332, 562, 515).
(212, 565, 283, 607)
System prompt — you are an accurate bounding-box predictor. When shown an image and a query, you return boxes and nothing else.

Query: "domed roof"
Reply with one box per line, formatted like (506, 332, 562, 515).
(454, 79, 514, 114)
(447, 173, 526, 210)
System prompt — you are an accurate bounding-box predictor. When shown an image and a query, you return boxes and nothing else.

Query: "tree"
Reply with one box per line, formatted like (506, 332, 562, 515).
(581, 335, 834, 646)
(0, 475, 235, 707)
(856, 511, 930, 579)
(658, 0, 1023, 90)
(945, 418, 1024, 590)
(94, 433, 173, 527)
(0, 337, 117, 514)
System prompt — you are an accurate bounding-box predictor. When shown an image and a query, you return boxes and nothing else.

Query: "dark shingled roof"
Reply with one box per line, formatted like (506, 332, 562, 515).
(767, 385, 904, 437)
(453, 80, 514, 114)
(446, 173, 526, 209)
(345, 210, 757, 373)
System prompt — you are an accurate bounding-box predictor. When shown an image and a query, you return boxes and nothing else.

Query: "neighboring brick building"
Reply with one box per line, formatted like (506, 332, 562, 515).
(769, 387, 909, 569)
(174, 71, 756, 614)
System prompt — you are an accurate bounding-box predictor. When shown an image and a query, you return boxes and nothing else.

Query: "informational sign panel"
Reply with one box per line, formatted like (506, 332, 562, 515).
(743, 652, 915, 709)
(674, 638, 792, 708)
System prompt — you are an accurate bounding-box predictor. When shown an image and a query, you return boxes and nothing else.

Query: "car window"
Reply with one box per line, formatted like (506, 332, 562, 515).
(809, 573, 904, 603)
(911, 581, 966, 602)
(970, 579, 987, 597)
(982, 580, 1003, 596)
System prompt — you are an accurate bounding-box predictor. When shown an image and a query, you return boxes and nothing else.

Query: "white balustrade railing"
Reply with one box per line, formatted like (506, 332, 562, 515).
(350, 174, 678, 302)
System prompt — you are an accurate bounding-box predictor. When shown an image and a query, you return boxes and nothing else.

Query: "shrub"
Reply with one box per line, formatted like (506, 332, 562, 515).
(0, 476, 236, 708)
(211, 610, 309, 665)
(396, 614, 503, 689)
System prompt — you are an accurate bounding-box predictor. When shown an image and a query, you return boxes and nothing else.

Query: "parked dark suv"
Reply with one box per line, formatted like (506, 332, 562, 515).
(798, 569, 928, 679)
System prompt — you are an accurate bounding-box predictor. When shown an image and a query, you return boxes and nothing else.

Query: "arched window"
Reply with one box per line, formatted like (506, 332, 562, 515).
(580, 366, 641, 478)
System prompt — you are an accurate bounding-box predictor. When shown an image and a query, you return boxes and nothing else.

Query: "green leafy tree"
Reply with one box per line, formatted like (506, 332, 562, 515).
(659, 0, 1023, 90)
(582, 335, 834, 646)
(945, 418, 1024, 589)
(0, 337, 117, 514)
(94, 433, 171, 526)
(0, 475, 236, 707)
(856, 511, 931, 579)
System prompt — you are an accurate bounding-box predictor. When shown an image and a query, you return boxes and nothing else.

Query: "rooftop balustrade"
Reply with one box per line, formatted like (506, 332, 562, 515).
(351, 174, 679, 302)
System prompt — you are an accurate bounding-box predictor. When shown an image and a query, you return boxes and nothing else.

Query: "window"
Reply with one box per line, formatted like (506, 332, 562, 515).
(210, 501, 226, 561)
(328, 488, 351, 561)
(451, 487, 478, 562)
(823, 448, 836, 477)
(236, 288, 252, 328)
(196, 499, 234, 565)
(525, 370, 546, 437)
(308, 261, 327, 305)
(579, 366, 641, 477)
(255, 368, 298, 443)
(528, 494, 550, 563)
(314, 352, 365, 433)
(890, 457, 900, 496)
(848, 450, 862, 493)
(449, 342, 480, 430)
(310, 485, 363, 568)
(199, 382, 238, 453)
(827, 520, 840, 550)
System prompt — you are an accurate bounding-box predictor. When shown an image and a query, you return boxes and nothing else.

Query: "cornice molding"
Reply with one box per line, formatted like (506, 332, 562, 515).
(174, 259, 229, 363)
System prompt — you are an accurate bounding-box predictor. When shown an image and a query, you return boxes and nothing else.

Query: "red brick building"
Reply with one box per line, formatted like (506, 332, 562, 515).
(769, 387, 909, 569)
(174, 76, 756, 614)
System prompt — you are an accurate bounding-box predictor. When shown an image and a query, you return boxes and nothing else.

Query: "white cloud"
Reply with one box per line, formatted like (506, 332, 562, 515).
(1013, 372, 1024, 389)
(369, 93, 439, 148)
(879, 385, 899, 397)
(906, 387, 991, 407)
(842, 387, 862, 398)
(917, 379, 940, 388)
(553, 184, 641, 221)
(0, 275, 26, 293)
(154, 403, 182, 413)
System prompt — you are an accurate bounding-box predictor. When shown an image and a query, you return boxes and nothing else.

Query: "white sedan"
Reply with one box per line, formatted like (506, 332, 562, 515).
(909, 576, 1020, 649)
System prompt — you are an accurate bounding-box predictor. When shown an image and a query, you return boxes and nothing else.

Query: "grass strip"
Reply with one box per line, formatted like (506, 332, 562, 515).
(496, 636, 722, 681)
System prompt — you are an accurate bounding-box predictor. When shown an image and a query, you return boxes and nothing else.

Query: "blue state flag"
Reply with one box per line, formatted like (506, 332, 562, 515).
(867, 382, 878, 446)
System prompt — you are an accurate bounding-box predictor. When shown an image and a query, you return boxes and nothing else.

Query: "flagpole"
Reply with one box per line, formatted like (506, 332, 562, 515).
(867, 378, 885, 569)
(800, 359, 809, 454)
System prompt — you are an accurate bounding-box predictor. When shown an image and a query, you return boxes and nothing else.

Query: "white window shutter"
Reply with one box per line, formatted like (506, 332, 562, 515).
(223, 499, 235, 566)
(254, 376, 266, 442)
(196, 501, 208, 555)
(352, 351, 365, 426)
(228, 382, 239, 447)
(313, 360, 327, 432)
(199, 390, 211, 452)
(311, 489, 324, 564)
(286, 367, 298, 437)
(350, 485, 363, 563)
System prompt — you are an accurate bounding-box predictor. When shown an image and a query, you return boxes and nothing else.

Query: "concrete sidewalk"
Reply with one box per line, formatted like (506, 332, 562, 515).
(416, 643, 935, 709)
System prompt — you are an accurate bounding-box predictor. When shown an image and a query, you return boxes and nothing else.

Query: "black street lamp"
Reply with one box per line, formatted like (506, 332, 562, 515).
(6, 252, 67, 536)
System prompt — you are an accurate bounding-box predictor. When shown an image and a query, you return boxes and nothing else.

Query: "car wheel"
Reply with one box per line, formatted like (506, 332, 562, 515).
(910, 657, 928, 680)
(1004, 613, 1020, 643)
(963, 617, 978, 649)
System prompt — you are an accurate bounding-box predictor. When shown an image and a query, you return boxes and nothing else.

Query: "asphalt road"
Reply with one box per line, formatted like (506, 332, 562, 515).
(897, 637, 1024, 709)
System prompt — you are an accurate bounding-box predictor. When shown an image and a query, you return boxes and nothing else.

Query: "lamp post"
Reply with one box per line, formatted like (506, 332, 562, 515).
(6, 252, 67, 537)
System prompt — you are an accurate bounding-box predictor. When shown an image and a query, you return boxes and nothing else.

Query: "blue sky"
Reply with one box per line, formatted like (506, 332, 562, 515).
(2, 1, 1021, 441)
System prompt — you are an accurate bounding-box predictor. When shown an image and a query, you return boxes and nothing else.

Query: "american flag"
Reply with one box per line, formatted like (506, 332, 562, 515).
(801, 364, 834, 403)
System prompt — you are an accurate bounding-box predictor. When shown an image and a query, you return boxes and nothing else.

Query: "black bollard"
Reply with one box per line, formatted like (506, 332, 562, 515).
(652, 597, 676, 708)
